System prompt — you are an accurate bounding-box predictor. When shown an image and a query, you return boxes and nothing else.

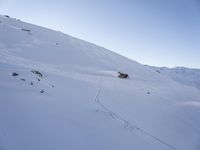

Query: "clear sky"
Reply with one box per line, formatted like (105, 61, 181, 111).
(0, 0, 200, 68)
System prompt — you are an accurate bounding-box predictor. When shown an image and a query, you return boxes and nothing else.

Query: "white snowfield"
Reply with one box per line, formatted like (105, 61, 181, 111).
(146, 65, 200, 90)
(0, 15, 200, 150)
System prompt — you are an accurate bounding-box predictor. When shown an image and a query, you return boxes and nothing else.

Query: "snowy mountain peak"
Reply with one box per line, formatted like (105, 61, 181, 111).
(146, 65, 200, 90)
(1, 15, 200, 150)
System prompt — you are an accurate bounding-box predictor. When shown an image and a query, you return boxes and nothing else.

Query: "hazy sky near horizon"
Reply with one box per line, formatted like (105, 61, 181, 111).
(0, 0, 200, 68)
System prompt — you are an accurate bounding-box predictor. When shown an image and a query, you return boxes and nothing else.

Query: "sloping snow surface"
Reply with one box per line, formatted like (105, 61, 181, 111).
(0, 15, 200, 150)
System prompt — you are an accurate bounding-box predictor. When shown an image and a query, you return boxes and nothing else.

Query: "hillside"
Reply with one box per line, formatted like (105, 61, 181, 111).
(146, 65, 200, 90)
(1, 15, 200, 150)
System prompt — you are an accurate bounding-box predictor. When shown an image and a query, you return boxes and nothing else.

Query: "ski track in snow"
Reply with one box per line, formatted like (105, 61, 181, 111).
(93, 77, 177, 150)
(2, 15, 200, 150)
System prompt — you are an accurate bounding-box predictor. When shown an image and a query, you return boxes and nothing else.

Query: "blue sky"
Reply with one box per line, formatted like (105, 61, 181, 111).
(0, 0, 200, 68)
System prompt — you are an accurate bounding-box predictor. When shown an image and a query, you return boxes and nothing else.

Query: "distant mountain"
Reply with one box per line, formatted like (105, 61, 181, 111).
(1, 15, 200, 150)
(146, 65, 200, 90)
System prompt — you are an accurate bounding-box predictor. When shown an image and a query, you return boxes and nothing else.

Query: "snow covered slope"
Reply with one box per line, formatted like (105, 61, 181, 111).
(1, 15, 200, 150)
(146, 65, 200, 90)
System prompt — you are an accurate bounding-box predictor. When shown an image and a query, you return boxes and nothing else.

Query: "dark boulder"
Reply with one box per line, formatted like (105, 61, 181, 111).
(12, 72, 19, 76)
(40, 89, 45, 93)
(21, 28, 31, 32)
(31, 70, 43, 78)
(156, 70, 160, 73)
(118, 72, 128, 79)
(4, 15, 10, 18)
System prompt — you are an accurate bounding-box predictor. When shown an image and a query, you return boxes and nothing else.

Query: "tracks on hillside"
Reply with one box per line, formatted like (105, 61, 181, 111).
(93, 77, 177, 150)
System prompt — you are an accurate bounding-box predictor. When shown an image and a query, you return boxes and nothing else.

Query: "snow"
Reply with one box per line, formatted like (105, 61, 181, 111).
(0, 15, 200, 150)
(146, 65, 200, 90)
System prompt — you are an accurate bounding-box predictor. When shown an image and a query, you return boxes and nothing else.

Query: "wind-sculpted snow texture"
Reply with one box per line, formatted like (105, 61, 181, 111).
(0, 15, 200, 150)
